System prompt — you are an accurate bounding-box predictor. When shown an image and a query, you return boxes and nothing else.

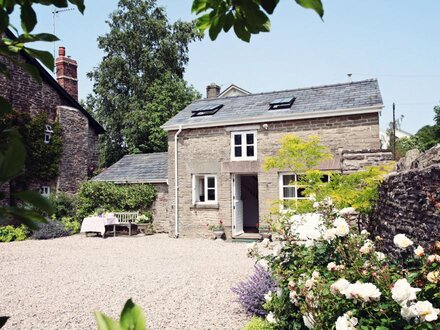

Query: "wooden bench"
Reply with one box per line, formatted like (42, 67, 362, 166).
(112, 212, 139, 236)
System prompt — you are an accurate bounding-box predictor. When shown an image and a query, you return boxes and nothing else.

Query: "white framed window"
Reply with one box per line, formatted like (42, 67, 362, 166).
(44, 124, 53, 144)
(39, 186, 50, 197)
(192, 174, 217, 204)
(231, 131, 257, 161)
(279, 173, 330, 209)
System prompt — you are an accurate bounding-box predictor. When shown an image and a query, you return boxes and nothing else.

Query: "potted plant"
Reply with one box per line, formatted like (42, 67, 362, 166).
(209, 220, 225, 240)
(136, 212, 154, 235)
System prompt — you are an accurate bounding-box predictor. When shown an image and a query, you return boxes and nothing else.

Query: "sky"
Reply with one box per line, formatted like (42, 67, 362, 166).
(11, 0, 440, 134)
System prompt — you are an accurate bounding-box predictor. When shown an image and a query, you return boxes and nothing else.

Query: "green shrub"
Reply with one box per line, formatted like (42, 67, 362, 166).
(0, 225, 28, 242)
(32, 221, 71, 240)
(61, 216, 81, 234)
(137, 210, 153, 223)
(243, 317, 272, 330)
(50, 192, 77, 219)
(76, 182, 156, 221)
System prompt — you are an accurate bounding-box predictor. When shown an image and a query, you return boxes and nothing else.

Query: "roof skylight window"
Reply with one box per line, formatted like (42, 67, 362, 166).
(191, 104, 223, 117)
(269, 97, 295, 110)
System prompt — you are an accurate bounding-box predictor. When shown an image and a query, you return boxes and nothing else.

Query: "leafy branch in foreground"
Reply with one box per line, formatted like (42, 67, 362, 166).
(95, 299, 146, 330)
(192, 0, 323, 42)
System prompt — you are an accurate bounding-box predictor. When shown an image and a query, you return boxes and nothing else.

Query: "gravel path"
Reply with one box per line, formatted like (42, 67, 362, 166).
(0, 234, 254, 330)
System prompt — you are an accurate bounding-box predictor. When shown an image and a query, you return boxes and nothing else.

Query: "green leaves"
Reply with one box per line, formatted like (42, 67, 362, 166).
(20, 1, 37, 33)
(13, 191, 53, 214)
(192, 0, 324, 41)
(24, 47, 54, 71)
(0, 129, 26, 182)
(295, 0, 324, 18)
(95, 299, 147, 330)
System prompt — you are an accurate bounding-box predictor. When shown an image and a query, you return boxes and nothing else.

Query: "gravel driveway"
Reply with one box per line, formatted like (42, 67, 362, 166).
(0, 234, 254, 329)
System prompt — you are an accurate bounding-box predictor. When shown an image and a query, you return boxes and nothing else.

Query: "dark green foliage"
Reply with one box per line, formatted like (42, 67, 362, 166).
(86, 0, 202, 167)
(415, 125, 438, 151)
(76, 182, 157, 221)
(192, 0, 323, 42)
(32, 221, 71, 240)
(49, 193, 77, 219)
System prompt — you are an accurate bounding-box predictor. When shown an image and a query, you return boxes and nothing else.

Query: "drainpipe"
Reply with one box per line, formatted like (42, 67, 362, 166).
(174, 125, 183, 238)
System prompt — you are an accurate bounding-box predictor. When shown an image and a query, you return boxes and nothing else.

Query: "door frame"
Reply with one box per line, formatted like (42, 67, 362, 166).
(231, 173, 243, 237)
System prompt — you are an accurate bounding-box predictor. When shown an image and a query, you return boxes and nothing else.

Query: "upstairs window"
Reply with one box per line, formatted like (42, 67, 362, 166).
(192, 174, 217, 204)
(39, 186, 50, 197)
(269, 96, 295, 110)
(44, 124, 53, 144)
(191, 104, 223, 117)
(231, 131, 257, 161)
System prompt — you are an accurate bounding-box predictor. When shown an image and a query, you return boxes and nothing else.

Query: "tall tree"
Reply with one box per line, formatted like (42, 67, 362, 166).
(87, 0, 202, 167)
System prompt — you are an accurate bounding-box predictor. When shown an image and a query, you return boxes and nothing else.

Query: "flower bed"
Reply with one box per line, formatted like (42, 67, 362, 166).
(237, 200, 439, 329)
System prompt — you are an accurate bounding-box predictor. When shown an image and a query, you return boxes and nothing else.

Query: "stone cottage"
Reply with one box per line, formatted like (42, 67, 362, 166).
(0, 30, 104, 200)
(161, 79, 389, 239)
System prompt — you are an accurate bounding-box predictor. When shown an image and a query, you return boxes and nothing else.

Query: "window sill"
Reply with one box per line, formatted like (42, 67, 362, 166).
(190, 203, 219, 210)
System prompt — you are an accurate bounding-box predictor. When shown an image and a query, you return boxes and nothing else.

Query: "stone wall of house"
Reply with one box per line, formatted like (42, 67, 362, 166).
(167, 113, 381, 238)
(368, 147, 440, 256)
(340, 149, 394, 173)
(151, 183, 169, 233)
(0, 54, 99, 197)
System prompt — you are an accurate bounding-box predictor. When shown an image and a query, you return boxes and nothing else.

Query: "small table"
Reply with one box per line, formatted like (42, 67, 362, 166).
(80, 215, 119, 238)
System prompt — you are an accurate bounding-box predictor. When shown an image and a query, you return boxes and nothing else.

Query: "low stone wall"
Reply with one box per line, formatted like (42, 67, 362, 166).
(368, 147, 440, 255)
(340, 149, 394, 173)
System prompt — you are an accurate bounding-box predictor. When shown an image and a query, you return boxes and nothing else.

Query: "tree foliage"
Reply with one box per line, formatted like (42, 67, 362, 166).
(87, 0, 202, 167)
(263, 134, 332, 174)
(192, 0, 323, 42)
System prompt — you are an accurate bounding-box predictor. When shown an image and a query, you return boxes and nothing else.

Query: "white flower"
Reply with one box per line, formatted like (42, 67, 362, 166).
(323, 197, 333, 206)
(339, 207, 356, 216)
(261, 238, 271, 248)
(334, 217, 349, 237)
(375, 251, 386, 261)
(427, 254, 440, 263)
(246, 242, 258, 257)
(414, 245, 425, 257)
(288, 280, 296, 291)
(312, 271, 320, 279)
(360, 229, 369, 235)
(266, 312, 277, 324)
(289, 290, 298, 304)
(427, 271, 439, 284)
(327, 262, 337, 271)
(359, 240, 374, 254)
(313, 201, 320, 208)
(393, 234, 413, 249)
(391, 279, 421, 306)
(412, 300, 439, 322)
(323, 228, 337, 241)
(272, 243, 283, 257)
(303, 313, 316, 329)
(341, 282, 381, 302)
(400, 305, 417, 321)
(264, 291, 273, 303)
(256, 259, 269, 271)
(331, 278, 350, 295)
(335, 312, 358, 330)
(276, 287, 283, 298)
(305, 279, 315, 290)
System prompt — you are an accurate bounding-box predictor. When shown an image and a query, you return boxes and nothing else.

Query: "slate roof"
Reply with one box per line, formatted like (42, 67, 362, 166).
(92, 152, 168, 183)
(162, 79, 383, 130)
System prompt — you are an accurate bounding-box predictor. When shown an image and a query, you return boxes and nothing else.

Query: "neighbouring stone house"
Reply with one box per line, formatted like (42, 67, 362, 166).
(0, 30, 104, 201)
(91, 153, 169, 232)
(160, 79, 392, 239)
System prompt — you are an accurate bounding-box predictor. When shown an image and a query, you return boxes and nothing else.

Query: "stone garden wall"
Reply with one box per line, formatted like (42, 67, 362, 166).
(368, 146, 440, 255)
(340, 149, 394, 173)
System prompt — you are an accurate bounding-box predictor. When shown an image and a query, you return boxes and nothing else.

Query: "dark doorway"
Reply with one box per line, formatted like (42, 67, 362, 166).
(241, 175, 259, 233)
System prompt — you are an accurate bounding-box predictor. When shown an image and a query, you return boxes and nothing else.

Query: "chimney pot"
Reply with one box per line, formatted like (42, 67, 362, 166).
(56, 47, 78, 101)
(206, 83, 221, 99)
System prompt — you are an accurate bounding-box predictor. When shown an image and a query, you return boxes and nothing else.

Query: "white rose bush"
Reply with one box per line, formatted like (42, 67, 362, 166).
(241, 201, 439, 329)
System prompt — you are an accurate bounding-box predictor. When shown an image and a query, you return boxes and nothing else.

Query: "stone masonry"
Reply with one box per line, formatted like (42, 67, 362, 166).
(168, 113, 381, 238)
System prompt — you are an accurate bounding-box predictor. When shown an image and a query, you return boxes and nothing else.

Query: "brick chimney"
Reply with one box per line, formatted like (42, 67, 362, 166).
(206, 83, 220, 99)
(56, 47, 78, 100)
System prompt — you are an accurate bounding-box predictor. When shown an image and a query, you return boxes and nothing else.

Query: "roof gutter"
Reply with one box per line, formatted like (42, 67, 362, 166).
(174, 124, 183, 238)
(161, 105, 383, 131)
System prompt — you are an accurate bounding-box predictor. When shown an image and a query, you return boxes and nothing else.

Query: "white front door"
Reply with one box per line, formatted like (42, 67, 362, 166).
(232, 174, 244, 236)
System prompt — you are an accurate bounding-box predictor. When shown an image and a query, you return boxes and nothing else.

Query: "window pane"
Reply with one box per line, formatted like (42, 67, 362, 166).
(234, 134, 242, 145)
(207, 188, 215, 201)
(283, 187, 295, 198)
(199, 177, 205, 201)
(246, 133, 254, 145)
(247, 146, 254, 157)
(207, 177, 215, 188)
(234, 146, 242, 157)
(297, 187, 306, 198)
(283, 175, 295, 186)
